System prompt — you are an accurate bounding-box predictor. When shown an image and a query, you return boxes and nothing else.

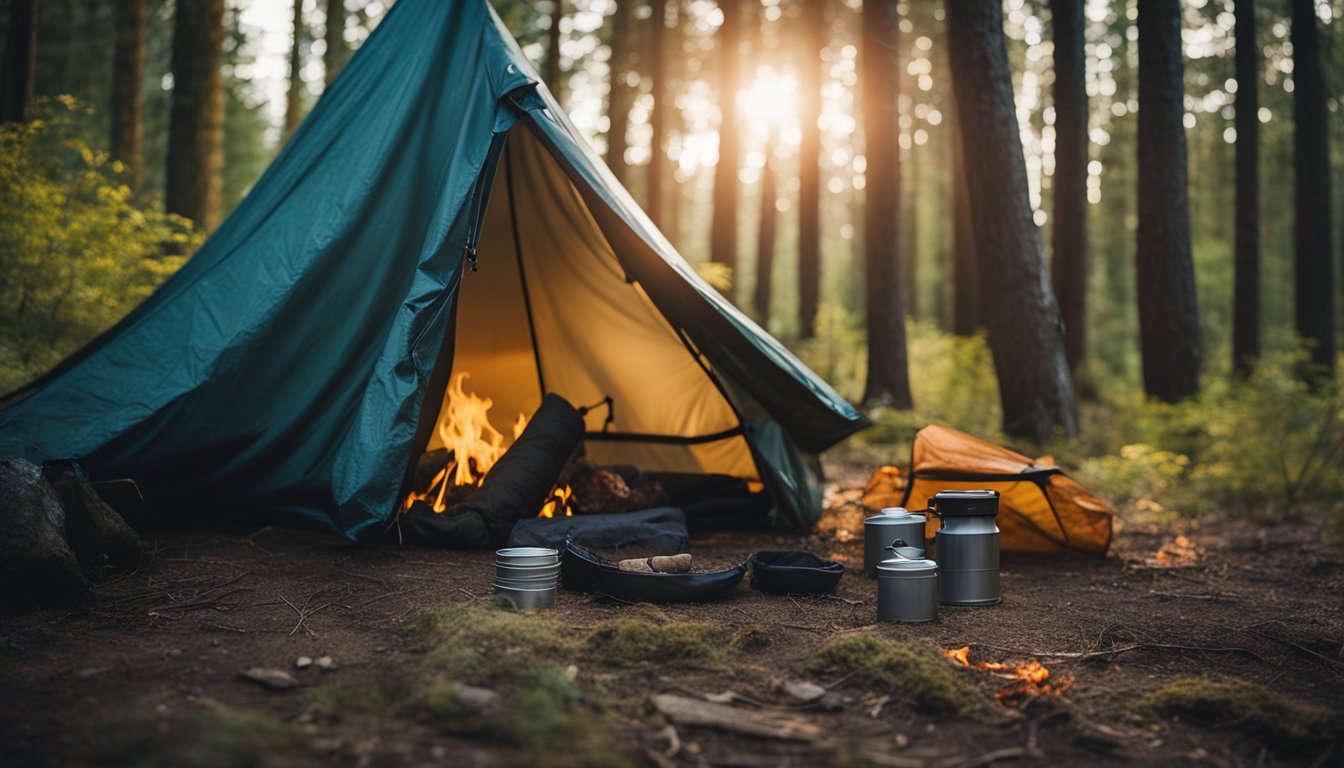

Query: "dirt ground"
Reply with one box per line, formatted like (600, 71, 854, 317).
(2, 459, 1342, 768)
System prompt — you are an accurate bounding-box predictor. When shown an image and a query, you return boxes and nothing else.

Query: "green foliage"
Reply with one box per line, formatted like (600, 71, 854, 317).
(0, 99, 198, 392)
(802, 317, 1003, 463)
(1137, 677, 1334, 746)
(1064, 349, 1344, 521)
(809, 636, 977, 714)
(586, 607, 727, 667)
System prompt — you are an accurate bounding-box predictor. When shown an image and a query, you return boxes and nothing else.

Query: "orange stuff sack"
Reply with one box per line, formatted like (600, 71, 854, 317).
(862, 425, 1114, 556)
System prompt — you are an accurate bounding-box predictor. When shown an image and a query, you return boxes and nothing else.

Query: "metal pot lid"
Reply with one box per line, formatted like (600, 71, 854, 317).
(865, 507, 926, 524)
(495, 547, 560, 558)
(877, 557, 938, 573)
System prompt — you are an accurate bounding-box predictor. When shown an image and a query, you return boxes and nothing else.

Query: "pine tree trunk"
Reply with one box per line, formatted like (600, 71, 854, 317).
(647, 0, 667, 229)
(904, 142, 920, 319)
(604, 0, 634, 187)
(861, 0, 912, 409)
(1, 0, 37, 123)
(283, 0, 304, 139)
(111, 0, 147, 188)
(945, 0, 1077, 440)
(324, 0, 348, 87)
(1136, 0, 1202, 402)
(949, 99, 980, 335)
(755, 126, 778, 323)
(1050, 0, 1088, 374)
(710, 0, 743, 293)
(543, 0, 564, 103)
(1290, 0, 1336, 379)
(1232, 0, 1260, 376)
(796, 0, 825, 338)
(165, 0, 225, 233)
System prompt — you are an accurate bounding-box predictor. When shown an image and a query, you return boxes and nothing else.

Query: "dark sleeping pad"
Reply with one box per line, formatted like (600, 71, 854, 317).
(507, 507, 689, 555)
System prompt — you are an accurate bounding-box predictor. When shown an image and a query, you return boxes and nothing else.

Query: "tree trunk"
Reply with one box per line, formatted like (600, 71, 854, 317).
(949, 99, 980, 335)
(1050, 0, 1088, 374)
(1232, 0, 1260, 376)
(1291, 0, 1336, 379)
(755, 126, 778, 323)
(1135, 0, 1202, 402)
(861, 0, 913, 408)
(710, 0, 744, 293)
(165, 0, 225, 233)
(945, 0, 1077, 440)
(604, 0, 635, 187)
(796, 0, 825, 338)
(324, 0, 348, 87)
(542, 0, 564, 103)
(1, 0, 37, 123)
(283, 0, 305, 140)
(111, 0, 148, 188)
(904, 141, 919, 319)
(647, 0, 667, 229)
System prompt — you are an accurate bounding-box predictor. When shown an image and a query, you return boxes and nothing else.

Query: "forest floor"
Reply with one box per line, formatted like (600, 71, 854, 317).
(2, 458, 1342, 768)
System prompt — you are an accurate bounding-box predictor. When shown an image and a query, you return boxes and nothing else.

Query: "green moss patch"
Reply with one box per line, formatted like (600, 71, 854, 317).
(417, 667, 631, 768)
(586, 610, 727, 668)
(412, 604, 583, 676)
(810, 635, 978, 714)
(1137, 677, 1333, 745)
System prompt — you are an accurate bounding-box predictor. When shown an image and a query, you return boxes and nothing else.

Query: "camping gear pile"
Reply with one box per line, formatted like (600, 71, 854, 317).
(864, 425, 1115, 556)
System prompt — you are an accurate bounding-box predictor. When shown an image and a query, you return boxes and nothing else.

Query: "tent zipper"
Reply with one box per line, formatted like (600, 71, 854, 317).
(462, 132, 508, 272)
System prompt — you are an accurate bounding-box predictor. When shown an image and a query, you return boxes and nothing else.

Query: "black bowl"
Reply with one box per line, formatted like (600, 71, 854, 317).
(563, 542, 747, 603)
(749, 551, 844, 596)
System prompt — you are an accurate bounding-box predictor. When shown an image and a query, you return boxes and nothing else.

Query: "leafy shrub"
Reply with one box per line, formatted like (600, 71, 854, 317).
(1066, 349, 1344, 522)
(0, 98, 198, 392)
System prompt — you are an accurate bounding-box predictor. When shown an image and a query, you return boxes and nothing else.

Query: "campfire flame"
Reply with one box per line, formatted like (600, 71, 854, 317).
(942, 646, 1073, 706)
(402, 374, 579, 518)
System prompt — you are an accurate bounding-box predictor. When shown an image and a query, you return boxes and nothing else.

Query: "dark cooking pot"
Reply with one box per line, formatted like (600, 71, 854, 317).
(749, 551, 844, 596)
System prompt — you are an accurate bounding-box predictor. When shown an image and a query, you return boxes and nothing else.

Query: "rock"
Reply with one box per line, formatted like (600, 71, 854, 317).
(42, 461, 141, 573)
(453, 684, 502, 713)
(617, 558, 653, 573)
(0, 457, 86, 606)
(295, 656, 313, 669)
(239, 667, 298, 690)
(315, 655, 335, 671)
(781, 680, 826, 703)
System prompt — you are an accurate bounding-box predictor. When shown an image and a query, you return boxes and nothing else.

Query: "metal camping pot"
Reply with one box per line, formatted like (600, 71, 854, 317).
(930, 490, 1000, 605)
(876, 557, 938, 623)
(863, 507, 927, 576)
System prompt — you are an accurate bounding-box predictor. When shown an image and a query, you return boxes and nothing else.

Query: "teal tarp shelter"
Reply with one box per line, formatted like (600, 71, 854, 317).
(0, 0, 867, 540)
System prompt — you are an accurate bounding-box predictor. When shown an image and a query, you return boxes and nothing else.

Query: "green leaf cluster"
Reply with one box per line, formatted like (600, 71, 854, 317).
(0, 98, 199, 393)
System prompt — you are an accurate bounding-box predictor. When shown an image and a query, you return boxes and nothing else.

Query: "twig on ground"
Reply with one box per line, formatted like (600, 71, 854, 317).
(1252, 632, 1344, 674)
(970, 641, 1264, 663)
(1147, 589, 1241, 601)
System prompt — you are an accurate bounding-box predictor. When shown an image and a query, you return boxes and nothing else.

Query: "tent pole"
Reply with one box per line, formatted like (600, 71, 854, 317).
(505, 141, 548, 400)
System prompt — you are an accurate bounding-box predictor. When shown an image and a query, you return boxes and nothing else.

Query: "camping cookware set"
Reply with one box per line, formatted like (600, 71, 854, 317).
(867, 490, 1002, 622)
(494, 489, 1001, 617)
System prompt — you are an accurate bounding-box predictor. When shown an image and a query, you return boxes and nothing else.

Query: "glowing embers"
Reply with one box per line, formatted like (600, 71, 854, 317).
(942, 645, 1074, 707)
(539, 484, 574, 518)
